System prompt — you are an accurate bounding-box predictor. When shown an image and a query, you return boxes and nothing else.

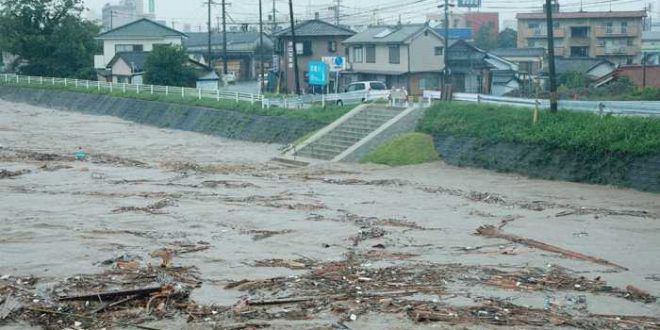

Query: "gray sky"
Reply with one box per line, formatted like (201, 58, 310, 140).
(82, 0, 656, 31)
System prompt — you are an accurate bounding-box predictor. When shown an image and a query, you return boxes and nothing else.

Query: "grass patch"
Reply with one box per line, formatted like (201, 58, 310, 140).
(418, 102, 660, 156)
(0, 81, 350, 124)
(361, 133, 439, 166)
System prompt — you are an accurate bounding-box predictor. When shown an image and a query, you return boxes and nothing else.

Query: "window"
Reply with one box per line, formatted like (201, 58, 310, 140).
(621, 21, 628, 34)
(571, 27, 589, 38)
(519, 61, 533, 74)
(605, 22, 613, 34)
(434, 46, 444, 56)
(528, 22, 540, 29)
(598, 39, 605, 47)
(296, 41, 313, 56)
(366, 44, 376, 63)
(627, 38, 633, 46)
(370, 82, 387, 90)
(388, 45, 400, 64)
(570, 46, 589, 57)
(328, 41, 337, 53)
(115, 44, 143, 52)
(527, 40, 535, 47)
(346, 83, 365, 92)
(354, 46, 363, 63)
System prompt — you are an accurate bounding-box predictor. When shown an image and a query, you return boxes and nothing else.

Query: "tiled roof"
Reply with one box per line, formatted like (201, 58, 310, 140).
(344, 24, 438, 44)
(108, 52, 149, 71)
(97, 18, 187, 39)
(543, 58, 613, 75)
(275, 19, 355, 37)
(184, 32, 273, 51)
(517, 10, 646, 20)
(491, 48, 546, 57)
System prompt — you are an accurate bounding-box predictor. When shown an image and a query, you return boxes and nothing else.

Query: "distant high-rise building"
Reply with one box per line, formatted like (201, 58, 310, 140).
(102, 0, 154, 31)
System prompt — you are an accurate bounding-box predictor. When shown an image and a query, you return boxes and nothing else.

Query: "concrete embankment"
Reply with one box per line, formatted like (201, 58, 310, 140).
(0, 86, 323, 144)
(433, 134, 660, 192)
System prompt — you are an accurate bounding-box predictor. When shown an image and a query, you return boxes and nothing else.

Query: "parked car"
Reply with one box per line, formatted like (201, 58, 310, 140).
(222, 71, 237, 84)
(336, 81, 390, 106)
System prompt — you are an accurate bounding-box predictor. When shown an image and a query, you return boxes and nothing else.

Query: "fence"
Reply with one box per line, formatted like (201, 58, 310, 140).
(0, 73, 265, 107)
(450, 92, 660, 116)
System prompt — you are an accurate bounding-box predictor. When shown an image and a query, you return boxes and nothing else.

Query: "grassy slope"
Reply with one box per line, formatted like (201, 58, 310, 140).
(361, 133, 439, 166)
(418, 102, 660, 156)
(0, 81, 349, 124)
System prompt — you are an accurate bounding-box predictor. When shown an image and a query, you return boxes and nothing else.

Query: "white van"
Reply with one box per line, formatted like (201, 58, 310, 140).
(336, 81, 390, 106)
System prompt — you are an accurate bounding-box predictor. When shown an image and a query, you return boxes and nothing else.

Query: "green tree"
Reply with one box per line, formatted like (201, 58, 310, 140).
(0, 0, 100, 78)
(474, 24, 497, 50)
(559, 71, 588, 89)
(497, 28, 518, 48)
(143, 45, 197, 87)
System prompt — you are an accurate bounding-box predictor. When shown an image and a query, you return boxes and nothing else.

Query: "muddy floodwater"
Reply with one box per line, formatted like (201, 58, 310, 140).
(1, 99, 659, 329)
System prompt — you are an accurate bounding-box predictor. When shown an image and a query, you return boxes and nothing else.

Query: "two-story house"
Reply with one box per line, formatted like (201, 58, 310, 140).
(95, 18, 188, 83)
(342, 23, 445, 95)
(274, 18, 355, 93)
(516, 7, 646, 65)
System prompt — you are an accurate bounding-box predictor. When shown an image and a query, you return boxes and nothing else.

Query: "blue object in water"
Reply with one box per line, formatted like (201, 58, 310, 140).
(75, 149, 87, 161)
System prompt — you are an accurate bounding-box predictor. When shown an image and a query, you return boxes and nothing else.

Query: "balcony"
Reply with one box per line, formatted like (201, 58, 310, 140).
(528, 27, 565, 38)
(594, 46, 638, 56)
(553, 47, 565, 57)
(594, 26, 640, 37)
(94, 55, 106, 69)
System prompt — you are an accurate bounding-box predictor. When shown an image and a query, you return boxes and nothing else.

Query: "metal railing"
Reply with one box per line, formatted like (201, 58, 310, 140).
(0, 73, 265, 107)
(449, 92, 660, 116)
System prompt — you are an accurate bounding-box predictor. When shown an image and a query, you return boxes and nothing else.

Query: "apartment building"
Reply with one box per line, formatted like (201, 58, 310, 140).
(517, 8, 646, 65)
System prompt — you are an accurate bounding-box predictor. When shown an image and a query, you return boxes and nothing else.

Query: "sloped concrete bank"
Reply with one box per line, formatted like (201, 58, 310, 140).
(433, 134, 660, 192)
(0, 86, 323, 144)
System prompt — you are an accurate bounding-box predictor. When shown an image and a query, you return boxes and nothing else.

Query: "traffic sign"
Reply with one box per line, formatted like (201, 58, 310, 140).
(308, 61, 328, 86)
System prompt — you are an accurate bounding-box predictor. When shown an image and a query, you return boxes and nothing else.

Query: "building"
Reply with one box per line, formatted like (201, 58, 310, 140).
(517, 8, 646, 65)
(102, 0, 156, 31)
(447, 40, 519, 95)
(642, 31, 660, 65)
(491, 48, 546, 75)
(464, 12, 499, 36)
(184, 31, 273, 81)
(543, 57, 616, 88)
(343, 23, 445, 95)
(94, 18, 188, 83)
(274, 18, 355, 93)
(613, 65, 660, 88)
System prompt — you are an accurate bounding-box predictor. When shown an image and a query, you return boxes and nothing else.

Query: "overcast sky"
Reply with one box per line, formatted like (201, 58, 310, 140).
(82, 0, 657, 31)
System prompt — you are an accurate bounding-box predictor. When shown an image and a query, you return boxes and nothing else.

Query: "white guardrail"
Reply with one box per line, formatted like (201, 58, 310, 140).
(1, 73, 265, 106)
(448, 92, 660, 116)
(0, 73, 385, 110)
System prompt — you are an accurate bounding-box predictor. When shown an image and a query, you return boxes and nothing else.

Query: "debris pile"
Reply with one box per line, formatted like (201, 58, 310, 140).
(0, 169, 30, 179)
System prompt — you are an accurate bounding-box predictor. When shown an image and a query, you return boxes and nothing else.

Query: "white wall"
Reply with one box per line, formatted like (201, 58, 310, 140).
(101, 36, 182, 66)
(349, 44, 409, 73)
(409, 32, 444, 72)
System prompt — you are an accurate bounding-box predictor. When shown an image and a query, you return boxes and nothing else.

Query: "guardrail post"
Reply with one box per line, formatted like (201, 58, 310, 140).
(165, 86, 169, 96)
(64, 78, 67, 87)
(251, 93, 255, 105)
(97, 81, 100, 91)
(321, 94, 325, 108)
(51, 77, 54, 85)
(27, 76, 31, 85)
(74, 79, 78, 88)
(533, 99, 540, 125)
(86, 80, 89, 89)
(40, 76, 43, 84)
(198, 88, 201, 100)
(235, 92, 239, 103)
(181, 87, 185, 98)
(150, 85, 154, 95)
(109, 82, 113, 93)
(136, 84, 139, 94)
(122, 83, 126, 93)
(216, 89, 220, 101)
(598, 102, 605, 117)
(477, 94, 481, 104)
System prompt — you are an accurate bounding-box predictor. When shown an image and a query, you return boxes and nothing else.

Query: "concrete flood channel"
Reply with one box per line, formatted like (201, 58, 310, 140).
(0, 99, 659, 329)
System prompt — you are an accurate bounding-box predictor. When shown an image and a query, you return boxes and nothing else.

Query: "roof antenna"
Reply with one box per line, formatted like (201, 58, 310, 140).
(609, 0, 612, 12)
(579, 0, 583, 12)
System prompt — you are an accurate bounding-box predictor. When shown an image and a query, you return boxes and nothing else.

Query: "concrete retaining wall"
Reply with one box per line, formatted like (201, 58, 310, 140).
(433, 134, 660, 192)
(0, 86, 324, 144)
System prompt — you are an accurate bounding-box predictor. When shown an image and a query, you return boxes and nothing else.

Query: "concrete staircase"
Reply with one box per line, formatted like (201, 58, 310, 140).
(294, 105, 401, 160)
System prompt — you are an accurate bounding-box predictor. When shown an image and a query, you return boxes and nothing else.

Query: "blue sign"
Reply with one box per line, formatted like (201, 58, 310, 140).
(308, 61, 328, 86)
(334, 57, 344, 66)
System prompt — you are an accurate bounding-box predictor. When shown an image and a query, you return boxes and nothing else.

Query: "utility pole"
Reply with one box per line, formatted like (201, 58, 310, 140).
(439, 0, 450, 100)
(545, 0, 558, 112)
(288, 0, 301, 95)
(110, 10, 113, 29)
(333, 0, 341, 25)
(259, 0, 265, 93)
(642, 52, 647, 89)
(222, 0, 228, 74)
(207, 0, 213, 68)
